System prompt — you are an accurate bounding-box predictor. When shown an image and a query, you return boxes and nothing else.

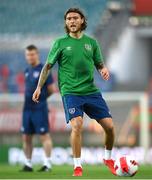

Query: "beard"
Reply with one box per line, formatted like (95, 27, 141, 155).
(65, 25, 81, 33)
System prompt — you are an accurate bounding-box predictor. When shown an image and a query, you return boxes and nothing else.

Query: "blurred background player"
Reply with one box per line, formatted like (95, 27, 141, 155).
(32, 8, 115, 176)
(21, 45, 56, 172)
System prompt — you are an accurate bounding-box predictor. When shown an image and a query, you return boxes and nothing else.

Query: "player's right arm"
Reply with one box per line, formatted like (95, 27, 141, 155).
(32, 39, 61, 103)
(32, 63, 51, 103)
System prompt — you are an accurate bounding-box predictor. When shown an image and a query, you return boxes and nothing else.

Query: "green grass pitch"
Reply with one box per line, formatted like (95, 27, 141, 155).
(0, 164, 151, 179)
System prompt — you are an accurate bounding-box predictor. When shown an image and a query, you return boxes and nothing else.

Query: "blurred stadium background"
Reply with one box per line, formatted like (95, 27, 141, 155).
(0, 0, 152, 169)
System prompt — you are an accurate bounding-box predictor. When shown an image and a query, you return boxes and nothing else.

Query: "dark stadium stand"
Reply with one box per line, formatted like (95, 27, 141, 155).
(0, 0, 107, 34)
(0, 0, 109, 93)
(0, 0, 128, 93)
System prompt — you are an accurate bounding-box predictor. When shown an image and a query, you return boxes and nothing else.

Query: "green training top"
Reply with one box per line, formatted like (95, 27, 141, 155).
(47, 34, 104, 96)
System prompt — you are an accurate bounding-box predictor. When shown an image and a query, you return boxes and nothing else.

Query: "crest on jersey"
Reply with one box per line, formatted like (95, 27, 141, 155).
(66, 46, 72, 51)
(33, 71, 39, 78)
(69, 108, 75, 114)
(84, 44, 92, 51)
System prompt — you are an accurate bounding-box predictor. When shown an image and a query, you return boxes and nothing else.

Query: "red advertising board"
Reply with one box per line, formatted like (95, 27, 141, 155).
(133, 0, 152, 15)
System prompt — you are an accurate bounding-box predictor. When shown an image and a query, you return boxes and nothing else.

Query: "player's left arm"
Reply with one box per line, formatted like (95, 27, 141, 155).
(93, 40, 110, 81)
(96, 62, 110, 81)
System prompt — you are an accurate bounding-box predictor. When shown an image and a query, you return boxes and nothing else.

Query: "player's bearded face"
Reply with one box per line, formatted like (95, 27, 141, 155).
(65, 12, 84, 33)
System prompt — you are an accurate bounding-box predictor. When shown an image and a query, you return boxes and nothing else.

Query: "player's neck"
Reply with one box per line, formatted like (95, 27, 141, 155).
(69, 31, 83, 39)
(31, 60, 40, 67)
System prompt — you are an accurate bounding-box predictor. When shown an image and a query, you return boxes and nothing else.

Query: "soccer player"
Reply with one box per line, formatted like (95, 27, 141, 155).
(21, 45, 56, 172)
(32, 8, 115, 176)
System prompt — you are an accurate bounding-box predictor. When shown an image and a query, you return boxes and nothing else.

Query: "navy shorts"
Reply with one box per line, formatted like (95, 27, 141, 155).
(62, 92, 112, 123)
(21, 108, 49, 134)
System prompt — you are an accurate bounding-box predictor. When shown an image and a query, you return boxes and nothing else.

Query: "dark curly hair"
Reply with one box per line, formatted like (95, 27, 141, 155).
(64, 8, 87, 34)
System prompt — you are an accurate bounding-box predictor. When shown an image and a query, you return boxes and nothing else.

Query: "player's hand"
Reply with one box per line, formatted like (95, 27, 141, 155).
(100, 67, 110, 81)
(32, 87, 41, 103)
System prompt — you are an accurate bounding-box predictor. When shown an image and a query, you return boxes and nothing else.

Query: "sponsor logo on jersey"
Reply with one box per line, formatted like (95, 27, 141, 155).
(69, 108, 75, 114)
(33, 71, 39, 78)
(84, 44, 92, 51)
(66, 46, 72, 51)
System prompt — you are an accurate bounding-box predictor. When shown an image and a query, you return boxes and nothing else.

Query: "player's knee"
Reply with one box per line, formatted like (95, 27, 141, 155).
(71, 117, 83, 134)
(105, 124, 114, 134)
(22, 135, 32, 145)
(40, 133, 52, 146)
(40, 133, 51, 143)
(103, 122, 114, 134)
(72, 123, 83, 134)
(43, 138, 52, 148)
